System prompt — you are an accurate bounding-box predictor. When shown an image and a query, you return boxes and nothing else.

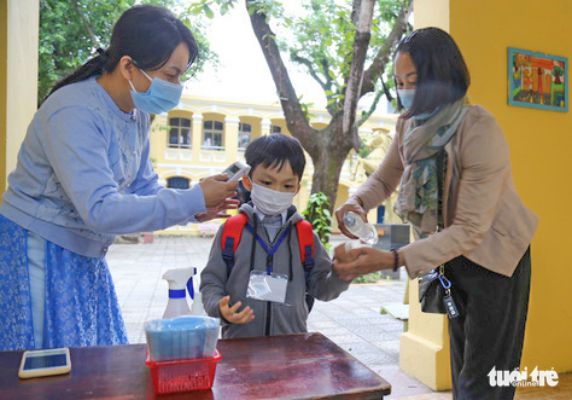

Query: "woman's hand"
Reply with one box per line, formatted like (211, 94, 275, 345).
(199, 174, 238, 208)
(195, 198, 240, 222)
(334, 200, 368, 239)
(218, 296, 255, 324)
(333, 244, 394, 281)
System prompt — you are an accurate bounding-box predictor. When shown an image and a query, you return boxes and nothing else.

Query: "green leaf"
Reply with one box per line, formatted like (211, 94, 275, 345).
(203, 4, 215, 18)
(38, 0, 217, 104)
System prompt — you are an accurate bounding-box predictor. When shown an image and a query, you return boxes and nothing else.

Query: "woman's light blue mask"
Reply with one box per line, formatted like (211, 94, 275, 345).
(397, 88, 440, 121)
(397, 88, 415, 111)
(129, 69, 182, 114)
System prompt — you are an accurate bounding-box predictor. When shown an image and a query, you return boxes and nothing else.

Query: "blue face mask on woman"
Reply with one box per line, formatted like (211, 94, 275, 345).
(397, 88, 416, 111)
(129, 69, 183, 114)
(397, 88, 440, 121)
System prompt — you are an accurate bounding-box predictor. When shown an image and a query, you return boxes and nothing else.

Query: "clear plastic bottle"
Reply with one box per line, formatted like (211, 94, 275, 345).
(343, 211, 378, 245)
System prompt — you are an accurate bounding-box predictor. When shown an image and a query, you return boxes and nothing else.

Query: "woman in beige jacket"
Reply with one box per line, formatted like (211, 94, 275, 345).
(334, 28, 537, 400)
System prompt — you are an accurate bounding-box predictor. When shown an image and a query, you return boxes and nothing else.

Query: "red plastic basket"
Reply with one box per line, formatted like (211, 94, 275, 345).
(146, 350, 221, 394)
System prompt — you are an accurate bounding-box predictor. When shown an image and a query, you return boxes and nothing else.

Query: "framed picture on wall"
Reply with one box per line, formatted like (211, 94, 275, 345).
(508, 47, 568, 112)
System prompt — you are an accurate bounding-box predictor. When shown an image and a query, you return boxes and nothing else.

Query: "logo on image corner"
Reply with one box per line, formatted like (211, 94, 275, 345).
(488, 366, 559, 388)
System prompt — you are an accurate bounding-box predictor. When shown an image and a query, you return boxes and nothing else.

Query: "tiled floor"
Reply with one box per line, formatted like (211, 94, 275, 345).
(395, 372, 572, 400)
(107, 235, 569, 399)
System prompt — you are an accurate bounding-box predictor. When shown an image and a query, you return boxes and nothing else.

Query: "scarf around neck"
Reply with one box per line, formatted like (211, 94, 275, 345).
(394, 99, 468, 238)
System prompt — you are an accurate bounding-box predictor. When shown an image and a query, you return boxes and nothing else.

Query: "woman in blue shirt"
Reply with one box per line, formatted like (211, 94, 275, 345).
(0, 5, 237, 350)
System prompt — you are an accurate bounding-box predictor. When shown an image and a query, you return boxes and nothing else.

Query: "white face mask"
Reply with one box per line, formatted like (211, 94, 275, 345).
(250, 182, 296, 216)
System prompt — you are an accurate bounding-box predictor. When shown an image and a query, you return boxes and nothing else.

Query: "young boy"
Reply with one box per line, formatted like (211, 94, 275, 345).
(200, 134, 350, 338)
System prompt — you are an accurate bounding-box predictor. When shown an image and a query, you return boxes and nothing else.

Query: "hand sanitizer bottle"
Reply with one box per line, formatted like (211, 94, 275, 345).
(343, 211, 379, 245)
(162, 267, 197, 319)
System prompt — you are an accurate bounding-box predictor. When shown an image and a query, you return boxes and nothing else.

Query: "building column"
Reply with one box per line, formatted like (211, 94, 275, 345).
(0, 0, 39, 193)
(398, 0, 452, 391)
(261, 118, 271, 136)
(191, 113, 203, 161)
(225, 116, 239, 163)
(151, 114, 167, 162)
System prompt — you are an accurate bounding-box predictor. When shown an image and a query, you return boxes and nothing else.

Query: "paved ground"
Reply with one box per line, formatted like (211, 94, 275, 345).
(106, 235, 441, 399)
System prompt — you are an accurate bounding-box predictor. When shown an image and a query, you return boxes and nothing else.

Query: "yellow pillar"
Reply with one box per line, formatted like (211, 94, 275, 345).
(404, 0, 572, 389)
(6, 0, 39, 185)
(224, 116, 239, 163)
(191, 113, 203, 161)
(399, 0, 452, 391)
(150, 114, 167, 163)
(450, 0, 572, 374)
(400, 279, 452, 390)
(261, 118, 271, 136)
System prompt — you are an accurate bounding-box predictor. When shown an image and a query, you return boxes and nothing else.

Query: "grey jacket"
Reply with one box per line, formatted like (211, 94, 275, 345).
(200, 204, 349, 338)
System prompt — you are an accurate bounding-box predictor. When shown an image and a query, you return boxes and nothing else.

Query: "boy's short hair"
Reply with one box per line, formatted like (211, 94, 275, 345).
(245, 134, 306, 179)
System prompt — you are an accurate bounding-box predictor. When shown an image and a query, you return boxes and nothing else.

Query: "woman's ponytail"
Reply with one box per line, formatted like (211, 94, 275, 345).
(44, 48, 109, 101)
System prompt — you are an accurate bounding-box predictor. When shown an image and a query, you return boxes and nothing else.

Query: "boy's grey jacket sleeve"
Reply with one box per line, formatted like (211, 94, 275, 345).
(199, 226, 228, 319)
(307, 232, 350, 301)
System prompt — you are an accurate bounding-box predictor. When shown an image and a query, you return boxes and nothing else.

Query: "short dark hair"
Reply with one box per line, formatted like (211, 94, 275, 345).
(245, 134, 306, 180)
(395, 27, 470, 118)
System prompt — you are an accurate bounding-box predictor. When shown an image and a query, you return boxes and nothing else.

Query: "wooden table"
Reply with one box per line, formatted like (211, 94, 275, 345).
(0, 332, 391, 399)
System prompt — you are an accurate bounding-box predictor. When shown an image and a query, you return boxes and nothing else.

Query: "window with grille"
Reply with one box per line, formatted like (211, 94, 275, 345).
(168, 118, 191, 149)
(203, 120, 224, 150)
(238, 122, 252, 150)
(271, 125, 282, 134)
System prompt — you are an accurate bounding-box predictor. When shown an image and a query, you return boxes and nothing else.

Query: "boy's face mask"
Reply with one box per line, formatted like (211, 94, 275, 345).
(129, 69, 182, 114)
(250, 182, 295, 216)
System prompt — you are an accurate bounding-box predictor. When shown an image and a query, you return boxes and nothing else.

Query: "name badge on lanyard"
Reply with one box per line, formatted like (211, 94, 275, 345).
(247, 270, 288, 304)
(244, 223, 290, 304)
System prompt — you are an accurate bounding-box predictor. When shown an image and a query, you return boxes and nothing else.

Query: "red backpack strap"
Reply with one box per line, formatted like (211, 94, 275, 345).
(295, 220, 315, 269)
(296, 219, 316, 313)
(221, 213, 249, 275)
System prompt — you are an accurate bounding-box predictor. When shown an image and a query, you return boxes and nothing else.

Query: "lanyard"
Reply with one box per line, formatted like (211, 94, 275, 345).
(245, 224, 290, 274)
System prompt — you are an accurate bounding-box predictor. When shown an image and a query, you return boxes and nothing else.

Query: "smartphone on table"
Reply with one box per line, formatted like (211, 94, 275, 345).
(18, 347, 71, 379)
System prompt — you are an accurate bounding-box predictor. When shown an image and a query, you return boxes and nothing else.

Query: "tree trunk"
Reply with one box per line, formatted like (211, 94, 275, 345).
(245, 0, 408, 212)
(308, 118, 354, 211)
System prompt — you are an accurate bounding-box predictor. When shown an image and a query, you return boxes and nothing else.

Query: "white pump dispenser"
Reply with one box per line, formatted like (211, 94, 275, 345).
(162, 267, 197, 319)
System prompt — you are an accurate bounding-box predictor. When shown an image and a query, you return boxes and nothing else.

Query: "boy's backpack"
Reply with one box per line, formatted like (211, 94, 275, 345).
(220, 212, 316, 311)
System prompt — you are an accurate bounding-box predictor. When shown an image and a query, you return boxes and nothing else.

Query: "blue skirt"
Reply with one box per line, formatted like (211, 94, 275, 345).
(0, 215, 127, 350)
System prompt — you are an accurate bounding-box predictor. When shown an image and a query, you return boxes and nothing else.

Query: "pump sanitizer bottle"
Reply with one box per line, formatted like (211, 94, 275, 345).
(162, 267, 197, 319)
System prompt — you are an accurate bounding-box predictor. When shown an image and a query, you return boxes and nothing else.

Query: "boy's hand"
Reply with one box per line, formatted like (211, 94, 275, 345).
(334, 242, 354, 264)
(218, 296, 255, 324)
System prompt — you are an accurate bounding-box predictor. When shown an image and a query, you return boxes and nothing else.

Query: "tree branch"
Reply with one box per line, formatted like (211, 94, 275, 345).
(342, 0, 375, 149)
(358, 76, 394, 126)
(290, 53, 338, 116)
(360, 0, 412, 96)
(319, 58, 334, 90)
(316, 57, 338, 116)
(291, 52, 327, 90)
(246, 1, 319, 155)
(358, 90, 383, 126)
(71, 0, 100, 49)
